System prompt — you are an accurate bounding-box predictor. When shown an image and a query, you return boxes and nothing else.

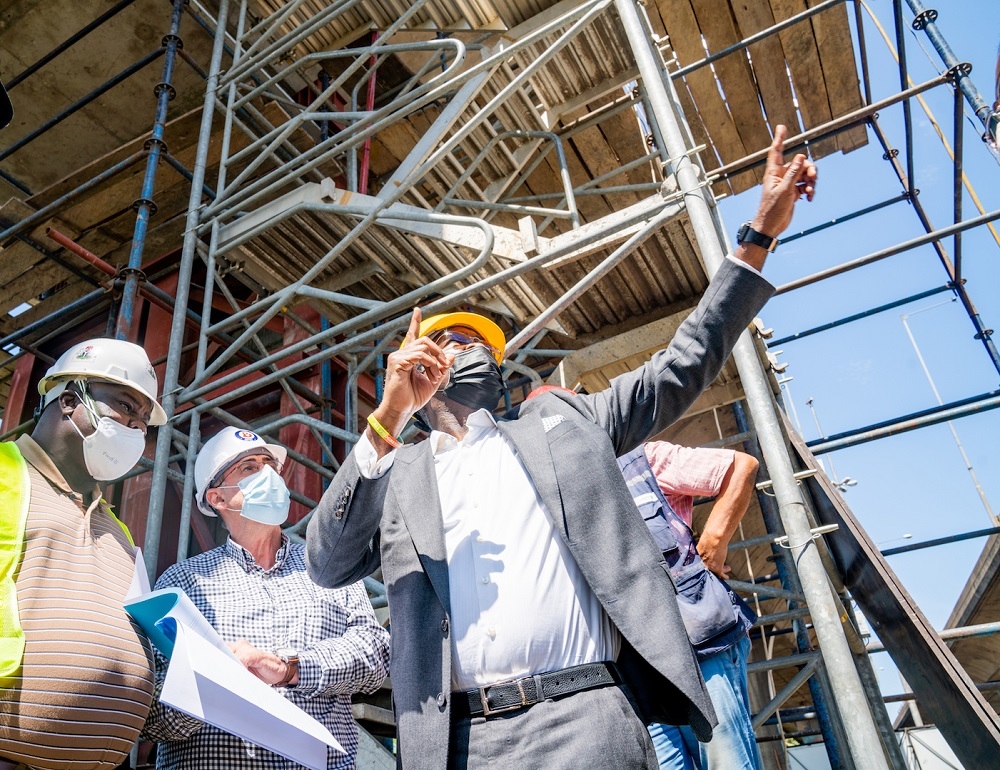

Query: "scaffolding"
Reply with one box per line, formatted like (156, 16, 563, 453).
(2, 0, 1000, 767)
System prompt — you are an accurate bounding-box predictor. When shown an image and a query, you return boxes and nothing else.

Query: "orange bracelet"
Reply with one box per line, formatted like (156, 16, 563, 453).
(367, 413, 402, 448)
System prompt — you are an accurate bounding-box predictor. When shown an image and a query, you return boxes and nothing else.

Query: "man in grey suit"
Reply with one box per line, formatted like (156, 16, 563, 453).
(306, 126, 817, 769)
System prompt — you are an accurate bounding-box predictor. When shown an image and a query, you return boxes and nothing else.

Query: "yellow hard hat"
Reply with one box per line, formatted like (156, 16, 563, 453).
(412, 312, 505, 363)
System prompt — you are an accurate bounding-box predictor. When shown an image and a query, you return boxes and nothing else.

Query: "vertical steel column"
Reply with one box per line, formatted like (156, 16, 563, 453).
(143, 0, 231, 581)
(359, 30, 378, 195)
(320, 316, 335, 489)
(115, 0, 186, 339)
(732, 402, 848, 770)
(902, 0, 1000, 374)
(904, 0, 993, 129)
(891, 0, 916, 191)
(612, 1, 889, 767)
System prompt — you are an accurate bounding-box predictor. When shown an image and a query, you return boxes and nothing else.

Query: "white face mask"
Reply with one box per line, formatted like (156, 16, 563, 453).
(69, 387, 147, 481)
(222, 465, 290, 526)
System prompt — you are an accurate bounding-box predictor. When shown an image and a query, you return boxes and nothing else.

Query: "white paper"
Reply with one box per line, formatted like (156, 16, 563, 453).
(124, 547, 151, 601)
(125, 588, 238, 662)
(161, 623, 344, 770)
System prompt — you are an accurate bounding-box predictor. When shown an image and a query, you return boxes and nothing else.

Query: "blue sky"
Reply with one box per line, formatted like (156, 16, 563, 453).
(719, 0, 1000, 702)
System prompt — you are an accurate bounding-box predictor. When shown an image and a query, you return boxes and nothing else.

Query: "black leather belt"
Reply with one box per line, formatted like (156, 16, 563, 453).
(453, 661, 618, 719)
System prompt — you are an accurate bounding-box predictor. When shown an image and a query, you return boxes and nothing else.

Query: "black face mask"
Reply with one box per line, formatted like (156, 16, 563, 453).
(440, 346, 505, 411)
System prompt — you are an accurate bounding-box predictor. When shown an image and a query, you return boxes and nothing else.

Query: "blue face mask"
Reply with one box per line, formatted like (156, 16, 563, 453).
(236, 465, 291, 526)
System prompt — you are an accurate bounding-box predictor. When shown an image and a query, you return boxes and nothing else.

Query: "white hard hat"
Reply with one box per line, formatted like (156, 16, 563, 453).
(194, 427, 288, 517)
(37, 338, 167, 426)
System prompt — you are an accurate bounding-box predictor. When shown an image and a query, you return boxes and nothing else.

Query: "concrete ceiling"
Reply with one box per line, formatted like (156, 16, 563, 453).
(0, 0, 215, 198)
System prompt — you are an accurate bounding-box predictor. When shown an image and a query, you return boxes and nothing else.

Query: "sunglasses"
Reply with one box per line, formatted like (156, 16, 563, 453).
(429, 328, 500, 358)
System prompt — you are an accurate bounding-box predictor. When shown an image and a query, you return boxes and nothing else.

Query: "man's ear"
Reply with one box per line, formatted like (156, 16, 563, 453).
(58, 390, 80, 417)
(204, 487, 225, 515)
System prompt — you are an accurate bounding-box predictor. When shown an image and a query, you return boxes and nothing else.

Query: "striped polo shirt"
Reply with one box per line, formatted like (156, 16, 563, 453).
(0, 435, 154, 769)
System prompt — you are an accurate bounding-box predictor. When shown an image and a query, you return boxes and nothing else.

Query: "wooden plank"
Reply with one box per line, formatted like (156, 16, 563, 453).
(601, 260, 641, 322)
(0, 257, 76, 317)
(0, 240, 47, 288)
(524, 139, 610, 229)
(618, 249, 661, 310)
(596, 104, 657, 196)
(373, 119, 423, 176)
(644, 232, 686, 303)
(807, 0, 867, 152)
(0, 280, 101, 338)
(567, 254, 616, 331)
(658, 221, 699, 295)
(769, 0, 839, 157)
(570, 121, 642, 216)
(0, 198, 79, 245)
(730, 0, 802, 135)
(652, 0, 756, 193)
(645, 3, 727, 195)
(689, 0, 771, 179)
(674, 80, 733, 198)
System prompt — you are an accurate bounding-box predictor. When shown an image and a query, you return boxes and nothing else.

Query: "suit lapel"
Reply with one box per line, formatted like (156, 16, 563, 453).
(496, 415, 568, 539)
(392, 442, 451, 611)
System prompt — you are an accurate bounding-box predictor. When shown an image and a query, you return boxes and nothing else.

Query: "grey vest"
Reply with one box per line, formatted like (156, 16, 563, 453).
(618, 446, 755, 659)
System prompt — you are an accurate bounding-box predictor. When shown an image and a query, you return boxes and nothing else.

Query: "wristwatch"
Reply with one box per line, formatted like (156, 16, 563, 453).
(737, 221, 778, 253)
(275, 647, 299, 687)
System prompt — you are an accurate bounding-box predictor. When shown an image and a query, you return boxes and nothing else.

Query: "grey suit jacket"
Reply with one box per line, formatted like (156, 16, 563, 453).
(306, 258, 774, 769)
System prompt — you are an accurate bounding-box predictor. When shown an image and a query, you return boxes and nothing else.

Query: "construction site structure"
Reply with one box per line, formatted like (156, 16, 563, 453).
(1, 0, 999, 767)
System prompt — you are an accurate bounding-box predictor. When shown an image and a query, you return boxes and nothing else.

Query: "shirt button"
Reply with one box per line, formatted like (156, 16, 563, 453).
(481, 576, 490, 584)
(441, 618, 449, 635)
(487, 628, 496, 640)
(476, 536, 484, 543)
(437, 692, 447, 708)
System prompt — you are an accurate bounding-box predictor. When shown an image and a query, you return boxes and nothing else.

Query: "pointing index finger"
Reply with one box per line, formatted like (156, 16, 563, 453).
(767, 124, 787, 176)
(403, 307, 422, 346)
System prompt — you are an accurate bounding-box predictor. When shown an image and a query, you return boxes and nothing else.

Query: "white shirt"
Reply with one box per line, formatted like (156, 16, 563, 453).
(355, 409, 618, 690)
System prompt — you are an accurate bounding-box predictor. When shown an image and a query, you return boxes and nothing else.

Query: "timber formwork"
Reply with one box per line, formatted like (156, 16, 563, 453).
(1, 1, 999, 768)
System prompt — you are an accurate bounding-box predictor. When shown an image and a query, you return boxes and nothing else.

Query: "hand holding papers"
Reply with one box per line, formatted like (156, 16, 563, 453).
(125, 589, 344, 770)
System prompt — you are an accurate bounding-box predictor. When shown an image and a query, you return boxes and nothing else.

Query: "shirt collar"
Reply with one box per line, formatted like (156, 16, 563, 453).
(15, 433, 103, 504)
(429, 408, 498, 455)
(225, 533, 290, 574)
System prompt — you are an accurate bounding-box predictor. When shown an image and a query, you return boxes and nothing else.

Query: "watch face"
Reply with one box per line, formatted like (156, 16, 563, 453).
(275, 646, 298, 661)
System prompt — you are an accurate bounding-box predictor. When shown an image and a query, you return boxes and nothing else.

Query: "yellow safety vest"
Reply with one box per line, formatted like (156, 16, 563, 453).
(0, 441, 134, 678)
(0, 442, 30, 678)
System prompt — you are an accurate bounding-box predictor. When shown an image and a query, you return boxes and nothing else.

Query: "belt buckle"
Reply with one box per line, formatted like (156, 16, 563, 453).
(480, 677, 529, 717)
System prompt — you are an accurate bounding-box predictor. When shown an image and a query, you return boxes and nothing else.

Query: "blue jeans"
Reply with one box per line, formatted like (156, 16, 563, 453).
(647, 636, 760, 770)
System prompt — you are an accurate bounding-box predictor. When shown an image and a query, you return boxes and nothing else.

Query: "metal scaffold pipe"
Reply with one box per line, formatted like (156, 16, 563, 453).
(903, 0, 994, 130)
(143, 0, 231, 582)
(115, 0, 186, 339)
(611, 0, 889, 767)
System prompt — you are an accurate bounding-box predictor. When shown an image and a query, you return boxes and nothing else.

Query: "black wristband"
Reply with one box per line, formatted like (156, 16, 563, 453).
(737, 222, 778, 252)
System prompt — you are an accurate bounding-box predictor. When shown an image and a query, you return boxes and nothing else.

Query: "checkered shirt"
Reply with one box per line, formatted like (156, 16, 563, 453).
(142, 536, 390, 769)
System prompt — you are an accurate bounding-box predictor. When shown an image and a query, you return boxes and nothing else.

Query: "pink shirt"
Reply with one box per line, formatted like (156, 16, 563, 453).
(643, 441, 735, 527)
